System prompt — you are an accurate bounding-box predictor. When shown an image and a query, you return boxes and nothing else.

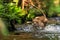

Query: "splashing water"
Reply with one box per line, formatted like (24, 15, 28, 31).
(44, 24, 60, 33)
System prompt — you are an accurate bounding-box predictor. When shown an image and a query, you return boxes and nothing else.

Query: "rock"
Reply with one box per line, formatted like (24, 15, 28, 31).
(48, 17, 60, 24)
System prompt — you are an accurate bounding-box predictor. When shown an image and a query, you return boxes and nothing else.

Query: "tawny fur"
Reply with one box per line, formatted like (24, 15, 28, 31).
(32, 16, 48, 29)
(22, 0, 34, 10)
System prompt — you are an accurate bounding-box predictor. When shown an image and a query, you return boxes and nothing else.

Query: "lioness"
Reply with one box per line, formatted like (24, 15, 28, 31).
(32, 16, 48, 29)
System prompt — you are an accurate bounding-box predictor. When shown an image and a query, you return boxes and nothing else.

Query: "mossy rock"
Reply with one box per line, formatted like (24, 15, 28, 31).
(0, 18, 9, 36)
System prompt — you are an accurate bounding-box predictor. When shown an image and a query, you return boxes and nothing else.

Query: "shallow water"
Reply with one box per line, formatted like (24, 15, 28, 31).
(14, 17, 60, 40)
(7, 24, 59, 40)
(0, 17, 60, 40)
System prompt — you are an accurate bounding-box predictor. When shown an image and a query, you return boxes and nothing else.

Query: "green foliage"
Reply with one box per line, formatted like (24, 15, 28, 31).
(48, 5, 60, 17)
(54, 6, 60, 13)
(43, 0, 55, 17)
(26, 8, 41, 21)
(7, 3, 21, 20)
(0, 0, 60, 23)
(18, 10, 27, 17)
(26, 8, 36, 21)
(48, 6, 55, 17)
(43, 0, 60, 17)
(44, 0, 60, 17)
(0, 0, 9, 36)
(0, 2, 27, 24)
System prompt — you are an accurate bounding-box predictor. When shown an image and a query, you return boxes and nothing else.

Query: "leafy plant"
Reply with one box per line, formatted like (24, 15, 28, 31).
(0, 2, 28, 24)
(54, 6, 60, 13)
(48, 5, 60, 17)
(26, 8, 35, 21)
(43, 0, 55, 17)
(0, 0, 9, 36)
(26, 8, 41, 21)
